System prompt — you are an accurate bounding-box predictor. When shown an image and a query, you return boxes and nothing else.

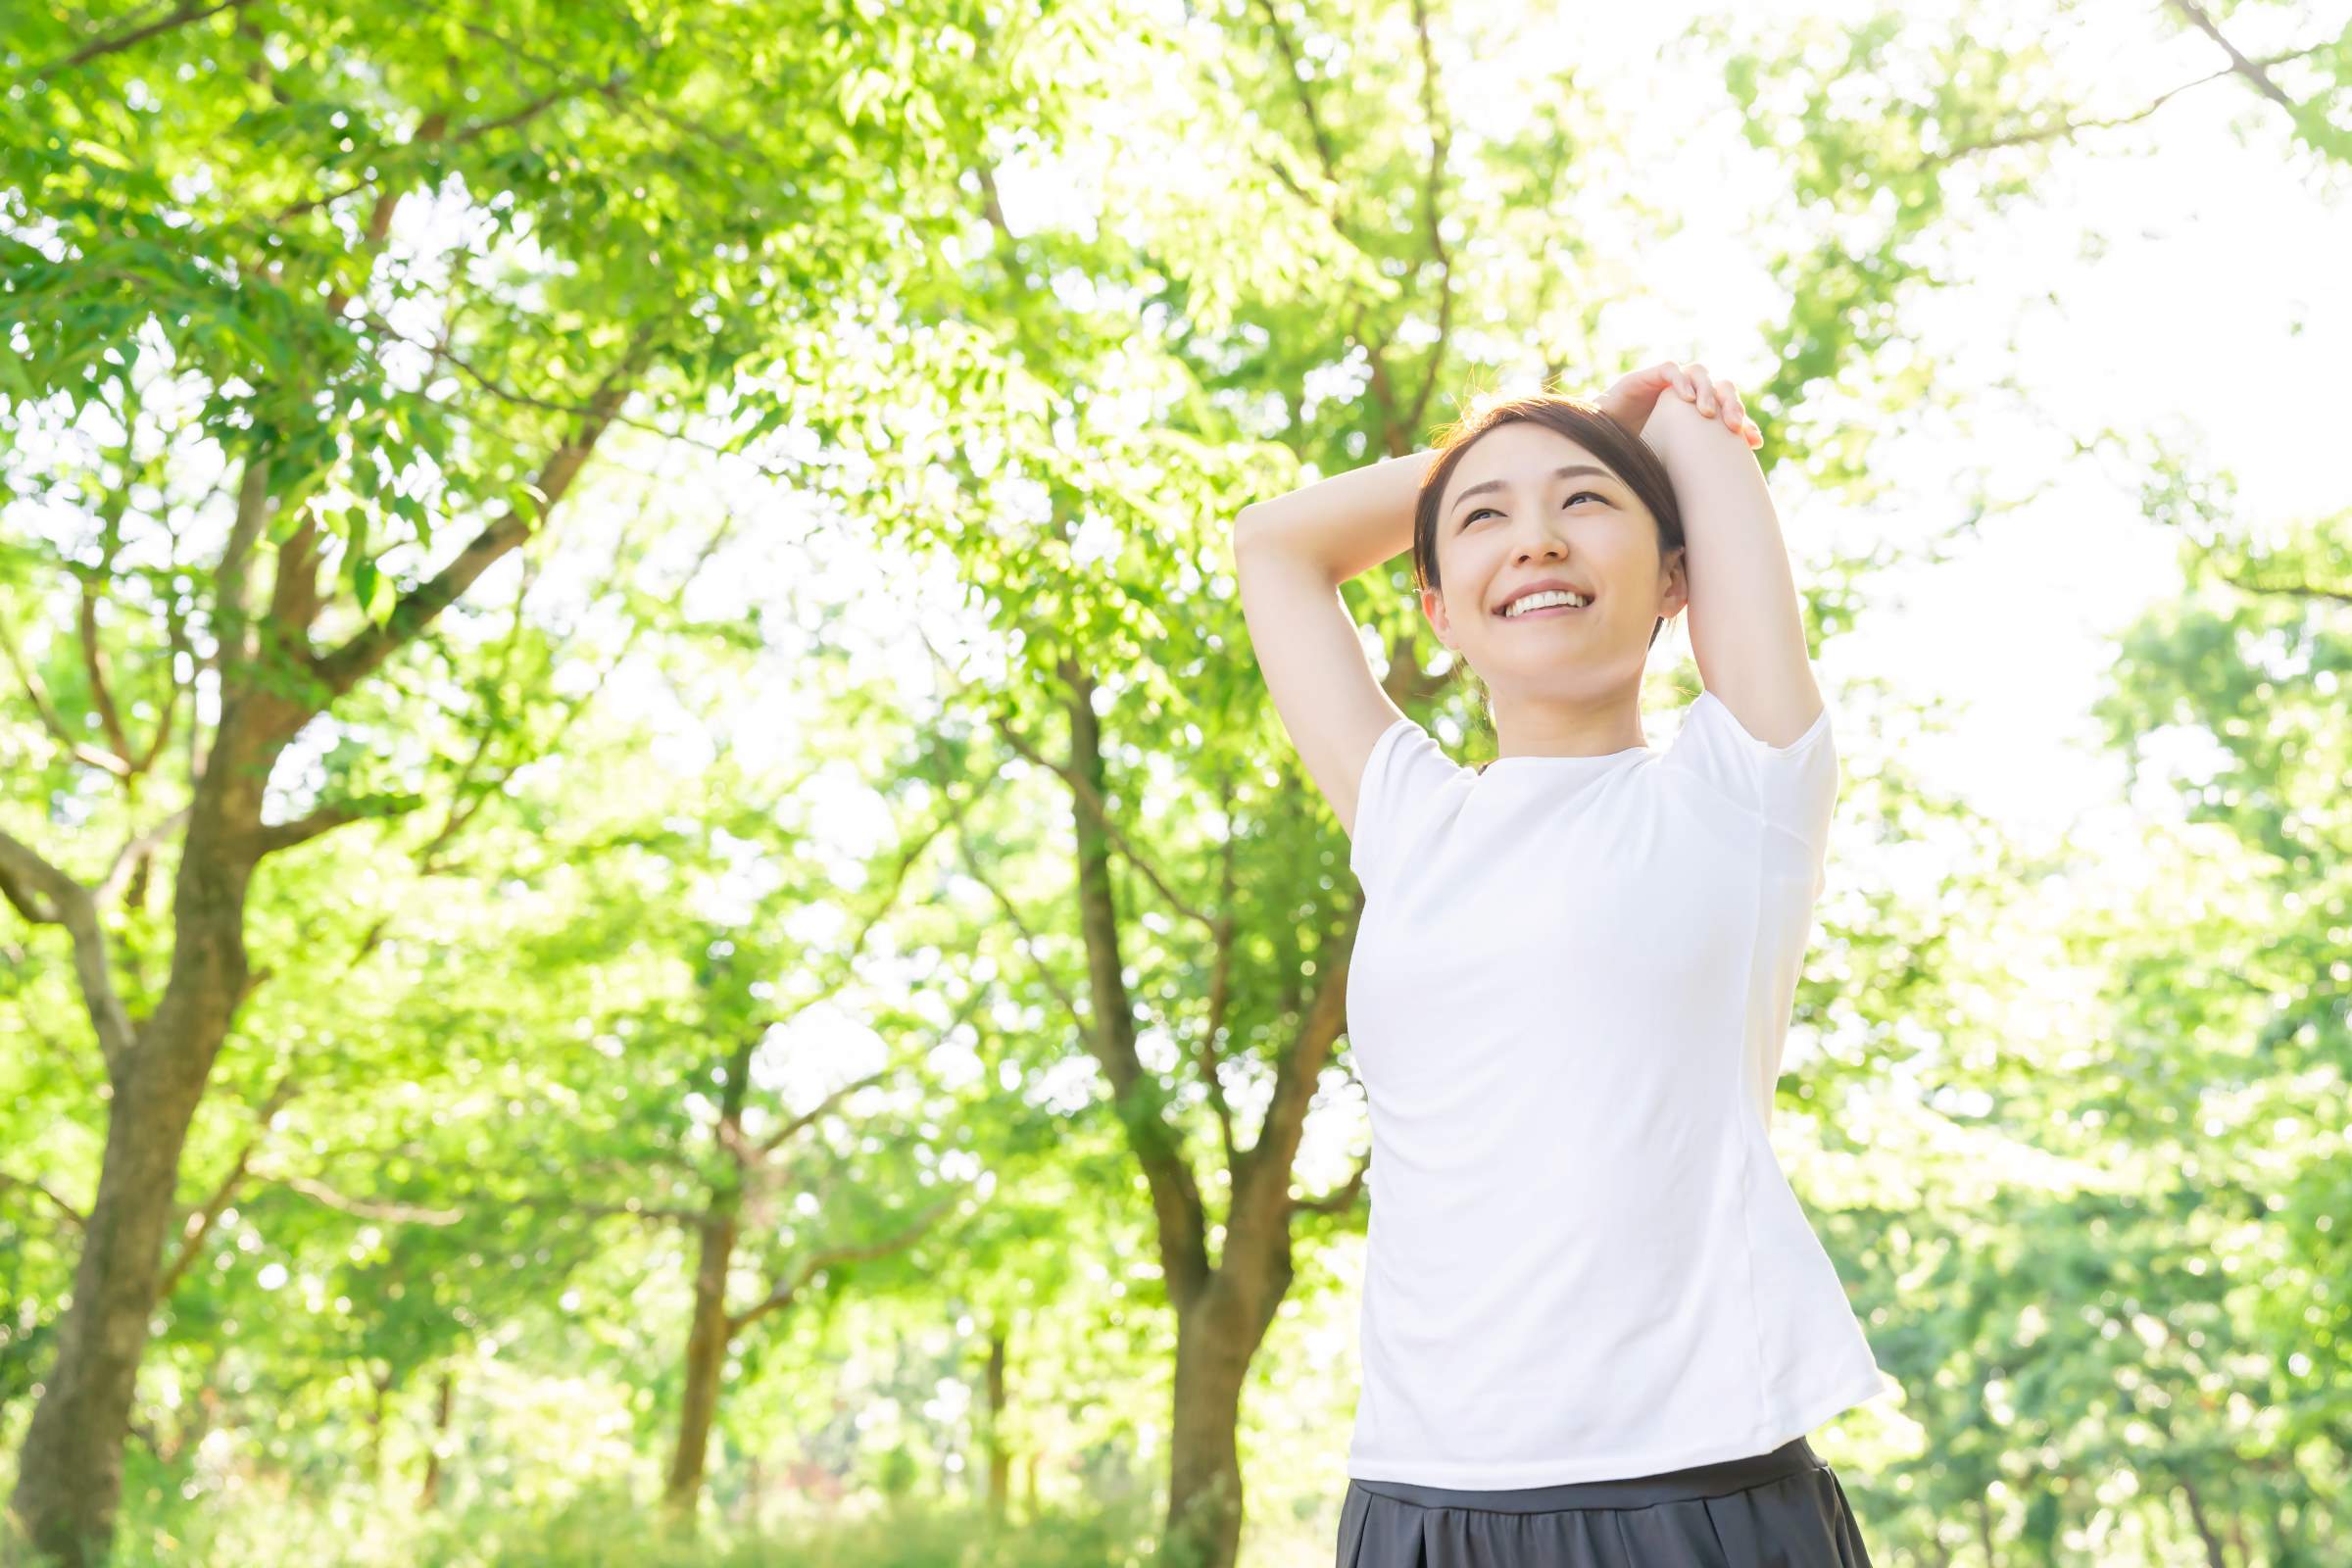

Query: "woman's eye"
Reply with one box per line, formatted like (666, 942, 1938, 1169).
(1463, 491, 1603, 525)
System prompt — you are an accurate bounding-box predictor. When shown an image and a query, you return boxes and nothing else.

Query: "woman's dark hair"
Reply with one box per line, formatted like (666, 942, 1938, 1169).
(1409, 391, 1688, 738)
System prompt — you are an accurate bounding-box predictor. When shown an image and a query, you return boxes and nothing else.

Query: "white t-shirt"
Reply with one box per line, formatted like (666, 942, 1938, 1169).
(1341, 683, 1896, 1488)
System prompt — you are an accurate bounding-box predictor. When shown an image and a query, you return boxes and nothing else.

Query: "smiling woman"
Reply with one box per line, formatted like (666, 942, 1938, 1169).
(1407, 395, 1690, 763)
(1232, 362, 1887, 1568)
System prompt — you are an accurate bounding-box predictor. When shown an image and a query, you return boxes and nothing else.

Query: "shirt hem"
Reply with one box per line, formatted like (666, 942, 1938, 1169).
(1344, 1364, 1896, 1488)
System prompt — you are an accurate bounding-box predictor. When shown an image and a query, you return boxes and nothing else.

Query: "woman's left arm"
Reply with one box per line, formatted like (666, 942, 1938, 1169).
(1639, 369, 1824, 750)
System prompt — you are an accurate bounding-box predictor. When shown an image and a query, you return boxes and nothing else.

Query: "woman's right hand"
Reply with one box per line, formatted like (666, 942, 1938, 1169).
(1594, 361, 1762, 449)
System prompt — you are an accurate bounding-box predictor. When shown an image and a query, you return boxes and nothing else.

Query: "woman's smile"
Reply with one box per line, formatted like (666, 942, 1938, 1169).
(1495, 600, 1593, 621)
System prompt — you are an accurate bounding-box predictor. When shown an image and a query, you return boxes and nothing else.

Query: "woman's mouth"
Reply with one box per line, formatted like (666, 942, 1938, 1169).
(1495, 594, 1594, 621)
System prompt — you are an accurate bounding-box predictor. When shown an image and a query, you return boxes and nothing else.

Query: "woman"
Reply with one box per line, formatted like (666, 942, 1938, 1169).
(1233, 361, 1891, 1566)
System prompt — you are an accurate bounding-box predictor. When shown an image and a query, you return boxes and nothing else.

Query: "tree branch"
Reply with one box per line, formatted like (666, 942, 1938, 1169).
(24, 0, 253, 79)
(932, 781, 1093, 1045)
(2167, 0, 2306, 116)
(273, 76, 630, 224)
(725, 1192, 962, 1336)
(498, 1192, 710, 1227)
(1399, 0, 1457, 441)
(356, 310, 737, 459)
(1057, 656, 1214, 1303)
(1290, 1151, 1370, 1215)
(264, 1172, 464, 1227)
(309, 344, 648, 701)
(252, 794, 422, 857)
(1228, 918, 1355, 1250)
(0, 828, 137, 1069)
(158, 1075, 298, 1299)
(753, 1065, 896, 1157)
(1199, 828, 1240, 1173)
(96, 806, 190, 906)
(2210, 566, 2352, 606)
(0, 1170, 87, 1230)
(989, 714, 1222, 930)
(0, 604, 131, 776)
(1936, 41, 2330, 165)
(407, 0, 757, 167)
(134, 583, 190, 776)
(917, 626, 1220, 932)
(210, 458, 273, 692)
(76, 509, 135, 766)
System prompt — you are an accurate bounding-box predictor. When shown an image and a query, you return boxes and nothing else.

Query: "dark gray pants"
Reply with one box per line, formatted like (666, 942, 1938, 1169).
(1336, 1436, 1875, 1567)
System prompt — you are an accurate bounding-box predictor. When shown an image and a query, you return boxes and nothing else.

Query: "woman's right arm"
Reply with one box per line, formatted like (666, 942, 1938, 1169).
(1231, 449, 1440, 838)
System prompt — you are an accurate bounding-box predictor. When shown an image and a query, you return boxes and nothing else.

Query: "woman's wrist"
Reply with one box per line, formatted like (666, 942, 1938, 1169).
(1640, 391, 1758, 462)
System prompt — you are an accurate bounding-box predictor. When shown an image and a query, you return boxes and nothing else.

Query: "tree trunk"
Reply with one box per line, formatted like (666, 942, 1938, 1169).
(663, 1208, 741, 1515)
(366, 1365, 394, 1484)
(10, 1019, 235, 1566)
(983, 1321, 1011, 1523)
(662, 1033, 756, 1520)
(418, 1368, 456, 1508)
(2179, 1478, 2229, 1568)
(9, 651, 290, 1565)
(1160, 1279, 1279, 1568)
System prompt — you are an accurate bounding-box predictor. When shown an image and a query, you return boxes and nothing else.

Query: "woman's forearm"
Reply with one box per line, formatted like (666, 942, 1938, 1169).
(1639, 393, 1810, 675)
(1232, 447, 1441, 587)
(1639, 395, 1788, 560)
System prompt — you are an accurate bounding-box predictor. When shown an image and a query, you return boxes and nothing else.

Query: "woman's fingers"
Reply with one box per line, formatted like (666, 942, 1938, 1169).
(1596, 364, 1678, 435)
(1637, 361, 1688, 401)
(1717, 379, 1755, 441)
(1684, 363, 1716, 416)
(1715, 377, 1742, 427)
(1647, 360, 1760, 440)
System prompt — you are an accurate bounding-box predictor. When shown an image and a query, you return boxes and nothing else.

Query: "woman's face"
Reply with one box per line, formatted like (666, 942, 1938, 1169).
(1425, 420, 1687, 705)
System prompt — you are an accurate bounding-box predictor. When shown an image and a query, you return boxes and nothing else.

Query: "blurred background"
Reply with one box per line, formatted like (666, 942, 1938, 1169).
(2, 0, 2347, 1563)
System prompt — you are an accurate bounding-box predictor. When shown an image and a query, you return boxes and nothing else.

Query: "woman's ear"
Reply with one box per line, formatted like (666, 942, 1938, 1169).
(1422, 583, 1456, 650)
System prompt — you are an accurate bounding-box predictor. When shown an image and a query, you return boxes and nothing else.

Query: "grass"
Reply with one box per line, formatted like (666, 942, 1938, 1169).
(4, 1487, 1167, 1568)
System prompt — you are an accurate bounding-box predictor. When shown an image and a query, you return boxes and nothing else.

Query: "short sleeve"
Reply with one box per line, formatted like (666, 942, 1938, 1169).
(1348, 716, 1464, 900)
(1662, 686, 1840, 885)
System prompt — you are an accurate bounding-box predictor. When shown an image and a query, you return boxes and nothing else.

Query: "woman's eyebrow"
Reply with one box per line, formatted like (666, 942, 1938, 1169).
(1449, 464, 1613, 516)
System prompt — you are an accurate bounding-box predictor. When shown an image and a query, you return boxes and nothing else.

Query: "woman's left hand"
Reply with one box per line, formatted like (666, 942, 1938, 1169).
(1597, 360, 1763, 449)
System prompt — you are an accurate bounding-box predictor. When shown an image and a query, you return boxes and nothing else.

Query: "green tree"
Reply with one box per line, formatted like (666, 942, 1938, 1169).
(0, 0, 1060, 1557)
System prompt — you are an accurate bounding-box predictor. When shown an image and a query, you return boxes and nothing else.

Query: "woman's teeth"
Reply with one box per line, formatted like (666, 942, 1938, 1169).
(1501, 590, 1592, 618)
